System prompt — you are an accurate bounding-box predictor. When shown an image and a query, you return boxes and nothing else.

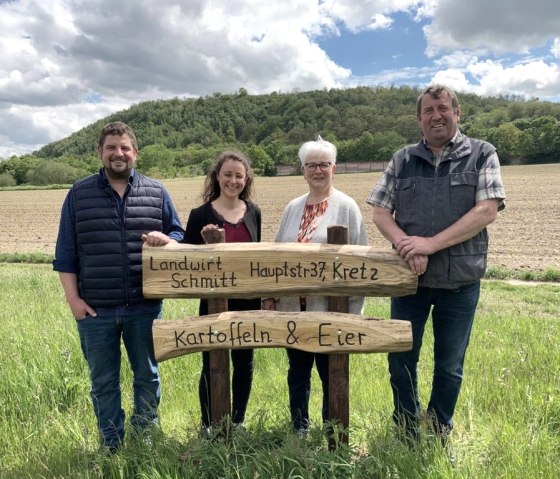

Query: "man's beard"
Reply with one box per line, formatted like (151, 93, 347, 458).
(105, 161, 131, 180)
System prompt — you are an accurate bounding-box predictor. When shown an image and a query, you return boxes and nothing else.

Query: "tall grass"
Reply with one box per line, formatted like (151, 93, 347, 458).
(0, 252, 53, 264)
(2, 254, 560, 282)
(1, 264, 559, 478)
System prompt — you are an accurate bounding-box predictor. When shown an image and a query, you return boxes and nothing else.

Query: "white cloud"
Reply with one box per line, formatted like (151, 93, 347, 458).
(0, 0, 352, 157)
(350, 0, 560, 101)
(426, 59, 560, 100)
(369, 14, 394, 31)
(434, 51, 478, 69)
(1, 0, 560, 158)
(468, 60, 560, 98)
(0, 99, 130, 158)
(414, 1, 560, 101)
(424, 0, 560, 56)
(319, 0, 421, 32)
(431, 70, 474, 95)
(552, 37, 560, 58)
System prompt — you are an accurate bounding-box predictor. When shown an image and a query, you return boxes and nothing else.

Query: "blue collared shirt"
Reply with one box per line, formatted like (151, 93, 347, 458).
(53, 168, 184, 317)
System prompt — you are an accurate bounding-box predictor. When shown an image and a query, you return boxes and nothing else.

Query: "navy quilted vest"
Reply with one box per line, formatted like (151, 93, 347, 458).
(72, 172, 163, 307)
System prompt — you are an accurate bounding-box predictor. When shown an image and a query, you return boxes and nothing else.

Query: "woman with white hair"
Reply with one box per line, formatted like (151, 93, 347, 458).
(263, 136, 367, 435)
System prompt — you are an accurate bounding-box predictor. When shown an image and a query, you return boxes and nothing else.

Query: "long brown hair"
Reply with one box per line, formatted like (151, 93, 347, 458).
(201, 151, 254, 203)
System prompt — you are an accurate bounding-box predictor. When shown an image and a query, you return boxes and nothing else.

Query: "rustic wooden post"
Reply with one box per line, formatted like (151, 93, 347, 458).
(327, 225, 350, 449)
(201, 228, 231, 433)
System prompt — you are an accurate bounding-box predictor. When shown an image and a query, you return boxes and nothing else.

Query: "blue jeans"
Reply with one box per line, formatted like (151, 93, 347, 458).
(388, 282, 480, 434)
(77, 313, 160, 448)
(286, 349, 329, 430)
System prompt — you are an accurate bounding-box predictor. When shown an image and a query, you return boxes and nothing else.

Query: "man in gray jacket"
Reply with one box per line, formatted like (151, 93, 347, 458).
(367, 85, 505, 450)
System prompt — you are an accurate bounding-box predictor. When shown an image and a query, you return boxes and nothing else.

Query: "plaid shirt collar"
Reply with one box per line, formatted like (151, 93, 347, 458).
(422, 129, 461, 164)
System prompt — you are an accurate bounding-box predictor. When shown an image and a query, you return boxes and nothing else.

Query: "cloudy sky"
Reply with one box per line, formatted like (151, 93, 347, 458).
(1, 0, 559, 158)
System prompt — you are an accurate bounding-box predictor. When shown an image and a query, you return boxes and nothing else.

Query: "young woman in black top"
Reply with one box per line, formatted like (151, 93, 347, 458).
(183, 151, 261, 434)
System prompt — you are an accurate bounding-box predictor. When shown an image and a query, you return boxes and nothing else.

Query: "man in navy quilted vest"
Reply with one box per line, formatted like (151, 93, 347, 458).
(53, 121, 184, 453)
(367, 85, 506, 454)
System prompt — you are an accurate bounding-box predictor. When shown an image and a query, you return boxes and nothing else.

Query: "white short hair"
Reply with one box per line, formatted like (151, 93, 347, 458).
(298, 135, 337, 165)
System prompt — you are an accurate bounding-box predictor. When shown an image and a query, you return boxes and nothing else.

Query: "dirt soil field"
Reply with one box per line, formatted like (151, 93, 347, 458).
(1, 164, 558, 272)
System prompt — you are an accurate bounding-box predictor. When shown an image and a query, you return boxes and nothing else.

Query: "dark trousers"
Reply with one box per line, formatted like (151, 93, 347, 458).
(388, 282, 480, 434)
(286, 348, 329, 430)
(199, 349, 254, 427)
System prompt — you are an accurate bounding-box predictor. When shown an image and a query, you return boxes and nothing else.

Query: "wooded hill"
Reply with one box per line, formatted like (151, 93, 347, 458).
(1, 85, 560, 186)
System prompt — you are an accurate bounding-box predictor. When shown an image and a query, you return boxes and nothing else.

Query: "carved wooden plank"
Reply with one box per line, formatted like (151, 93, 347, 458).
(142, 242, 417, 299)
(152, 310, 412, 362)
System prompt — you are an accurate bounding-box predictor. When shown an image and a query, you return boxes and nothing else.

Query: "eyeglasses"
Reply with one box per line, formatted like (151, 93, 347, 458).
(304, 162, 332, 171)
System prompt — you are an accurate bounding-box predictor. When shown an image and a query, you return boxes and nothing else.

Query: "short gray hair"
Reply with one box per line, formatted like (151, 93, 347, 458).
(298, 135, 337, 166)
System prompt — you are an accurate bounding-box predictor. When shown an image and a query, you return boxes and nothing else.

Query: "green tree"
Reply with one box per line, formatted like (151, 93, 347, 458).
(335, 139, 353, 163)
(26, 161, 86, 186)
(13, 85, 559, 171)
(395, 114, 421, 143)
(282, 144, 300, 167)
(372, 131, 407, 161)
(264, 139, 290, 165)
(0, 155, 41, 184)
(475, 108, 510, 127)
(256, 116, 282, 143)
(0, 172, 17, 187)
(354, 131, 376, 162)
(486, 123, 521, 163)
(200, 158, 214, 175)
(137, 144, 176, 178)
(247, 145, 276, 176)
(514, 116, 559, 162)
(548, 121, 560, 160)
(60, 155, 99, 175)
(533, 116, 559, 158)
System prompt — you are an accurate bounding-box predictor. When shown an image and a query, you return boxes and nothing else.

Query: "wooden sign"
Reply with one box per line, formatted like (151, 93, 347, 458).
(143, 242, 417, 299)
(152, 310, 412, 362)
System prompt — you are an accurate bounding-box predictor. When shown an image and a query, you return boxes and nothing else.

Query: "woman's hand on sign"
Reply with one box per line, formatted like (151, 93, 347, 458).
(201, 224, 219, 232)
(201, 224, 222, 243)
(261, 298, 277, 311)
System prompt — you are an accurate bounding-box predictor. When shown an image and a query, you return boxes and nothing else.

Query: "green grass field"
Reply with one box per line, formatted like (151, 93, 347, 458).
(1, 264, 559, 478)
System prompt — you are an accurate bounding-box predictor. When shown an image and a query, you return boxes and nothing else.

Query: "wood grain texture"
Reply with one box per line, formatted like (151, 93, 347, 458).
(153, 311, 412, 362)
(327, 225, 350, 448)
(143, 242, 417, 299)
(204, 228, 231, 427)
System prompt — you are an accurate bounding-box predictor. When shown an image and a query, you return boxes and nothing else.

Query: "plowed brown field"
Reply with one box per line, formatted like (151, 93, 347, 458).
(1, 164, 558, 272)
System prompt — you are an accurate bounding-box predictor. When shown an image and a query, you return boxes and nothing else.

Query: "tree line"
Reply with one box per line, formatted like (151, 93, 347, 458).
(1, 85, 560, 187)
